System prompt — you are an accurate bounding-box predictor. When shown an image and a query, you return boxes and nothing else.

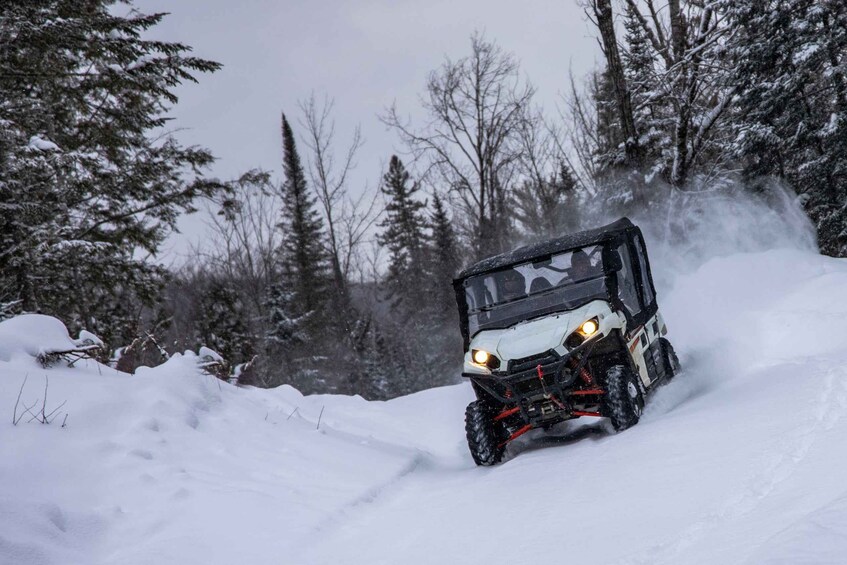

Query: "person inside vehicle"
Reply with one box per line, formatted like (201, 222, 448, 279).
(570, 249, 598, 281)
(499, 269, 526, 302)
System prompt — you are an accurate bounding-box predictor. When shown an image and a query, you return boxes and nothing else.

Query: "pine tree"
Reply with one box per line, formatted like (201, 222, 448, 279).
(360, 325, 394, 399)
(588, 67, 644, 211)
(370, 156, 439, 394)
(197, 280, 254, 365)
(512, 163, 580, 241)
(405, 192, 463, 390)
(0, 0, 226, 342)
(337, 315, 415, 399)
(592, 69, 625, 172)
(589, 1, 731, 193)
(621, 3, 667, 180)
(427, 193, 460, 320)
(278, 114, 331, 332)
(376, 155, 429, 310)
(725, 0, 847, 255)
(264, 283, 307, 346)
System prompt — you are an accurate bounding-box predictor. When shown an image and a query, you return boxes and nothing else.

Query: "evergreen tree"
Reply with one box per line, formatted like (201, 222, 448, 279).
(0, 300, 21, 321)
(0, 1, 227, 341)
(197, 280, 254, 365)
(724, 0, 847, 255)
(621, 3, 667, 180)
(587, 66, 640, 211)
(512, 163, 580, 241)
(278, 114, 331, 332)
(410, 192, 463, 389)
(592, 69, 625, 172)
(376, 155, 429, 310)
(359, 325, 394, 399)
(264, 283, 307, 346)
(427, 193, 461, 321)
(371, 156, 439, 395)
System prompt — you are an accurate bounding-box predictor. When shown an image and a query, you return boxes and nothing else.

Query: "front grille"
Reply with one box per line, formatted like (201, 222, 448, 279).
(502, 349, 566, 397)
(508, 350, 560, 373)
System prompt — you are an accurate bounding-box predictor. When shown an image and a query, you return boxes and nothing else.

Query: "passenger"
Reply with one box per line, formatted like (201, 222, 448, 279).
(570, 249, 598, 281)
(499, 269, 526, 302)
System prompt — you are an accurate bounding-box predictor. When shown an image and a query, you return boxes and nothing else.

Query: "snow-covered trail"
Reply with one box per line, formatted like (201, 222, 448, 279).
(3, 249, 847, 565)
(295, 360, 847, 565)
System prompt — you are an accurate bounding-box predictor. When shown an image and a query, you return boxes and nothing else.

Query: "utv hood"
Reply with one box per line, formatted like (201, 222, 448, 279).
(468, 300, 614, 363)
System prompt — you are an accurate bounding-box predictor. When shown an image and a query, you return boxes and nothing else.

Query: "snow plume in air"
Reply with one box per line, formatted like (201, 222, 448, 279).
(632, 177, 817, 288)
(607, 177, 818, 406)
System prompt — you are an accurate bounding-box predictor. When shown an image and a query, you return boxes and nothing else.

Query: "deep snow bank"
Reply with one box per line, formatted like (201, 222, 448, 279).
(0, 316, 471, 565)
(3, 242, 847, 564)
(0, 314, 102, 363)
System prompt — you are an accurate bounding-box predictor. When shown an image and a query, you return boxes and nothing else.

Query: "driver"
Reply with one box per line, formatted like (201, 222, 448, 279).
(570, 249, 597, 281)
(499, 269, 526, 302)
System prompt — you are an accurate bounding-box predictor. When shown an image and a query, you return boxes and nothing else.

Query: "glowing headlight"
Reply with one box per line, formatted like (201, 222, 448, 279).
(473, 349, 491, 364)
(565, 317, 601, 349)
(470, 349, 501, 370)
(579, 319, 599, 336)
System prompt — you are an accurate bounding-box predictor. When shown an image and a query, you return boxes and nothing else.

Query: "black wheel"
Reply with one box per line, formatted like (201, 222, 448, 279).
(465, 400, 505, 466)
(602, 365, 644, 432)
(660, 337, 681, 380)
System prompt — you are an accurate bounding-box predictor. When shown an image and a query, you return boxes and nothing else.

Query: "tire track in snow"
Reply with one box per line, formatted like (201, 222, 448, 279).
(619, 361, 847, 565)
(290, 449, 430, 557)
(289, 420, 474, 563)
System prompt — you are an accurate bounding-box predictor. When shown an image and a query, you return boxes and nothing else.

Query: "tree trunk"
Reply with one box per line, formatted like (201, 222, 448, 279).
(668, 0, 689, 187)
(668, 0, 686, 62)
(16, 261, 37, 313)
(593, 0, 642, 169)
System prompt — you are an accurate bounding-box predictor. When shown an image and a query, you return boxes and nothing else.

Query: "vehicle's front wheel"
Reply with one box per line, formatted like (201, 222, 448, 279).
(465, 401, 505, 466)
(602, 365, 644, 432)
(660, 337, 680, 380)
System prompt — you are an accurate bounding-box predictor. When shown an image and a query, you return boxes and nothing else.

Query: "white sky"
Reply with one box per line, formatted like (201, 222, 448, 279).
(135, 0, 601, 263)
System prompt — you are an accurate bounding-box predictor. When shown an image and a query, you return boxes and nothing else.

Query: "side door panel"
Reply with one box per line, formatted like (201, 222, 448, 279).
(629, 313, 666, 386)
(627, 325, 651, 387)
(632, 231, 658, 319)
(611, 232, 665, 387)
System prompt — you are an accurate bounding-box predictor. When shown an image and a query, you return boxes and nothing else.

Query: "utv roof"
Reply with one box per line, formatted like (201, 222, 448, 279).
(455, 217, 635, 281)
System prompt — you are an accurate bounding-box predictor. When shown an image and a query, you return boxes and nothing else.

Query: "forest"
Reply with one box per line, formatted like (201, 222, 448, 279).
(1, 0, 845, 398)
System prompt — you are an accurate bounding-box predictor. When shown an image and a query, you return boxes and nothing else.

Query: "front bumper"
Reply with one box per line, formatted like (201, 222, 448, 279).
(463, 338, 599, 406)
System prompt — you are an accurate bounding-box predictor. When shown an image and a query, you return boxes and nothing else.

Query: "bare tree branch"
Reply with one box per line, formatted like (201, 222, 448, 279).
(12, 373, 28, 425)
(381, 33, 535, 257)
(299, 94, 367, 304)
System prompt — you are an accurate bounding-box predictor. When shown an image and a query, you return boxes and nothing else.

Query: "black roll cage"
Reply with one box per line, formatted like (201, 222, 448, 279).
(453, 218, 659, 349)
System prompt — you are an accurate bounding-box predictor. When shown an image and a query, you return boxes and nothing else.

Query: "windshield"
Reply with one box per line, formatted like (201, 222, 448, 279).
(462, 245, 608, 337)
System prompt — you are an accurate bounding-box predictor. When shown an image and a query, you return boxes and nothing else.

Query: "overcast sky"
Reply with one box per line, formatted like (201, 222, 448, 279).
(135, 0, 601, 261)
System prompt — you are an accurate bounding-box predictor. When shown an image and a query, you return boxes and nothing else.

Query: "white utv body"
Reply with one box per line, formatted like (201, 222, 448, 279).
(453, 218, 680, 466)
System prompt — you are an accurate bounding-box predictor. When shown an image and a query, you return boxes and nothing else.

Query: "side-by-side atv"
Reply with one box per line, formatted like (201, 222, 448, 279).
(454, 218, 680, 466)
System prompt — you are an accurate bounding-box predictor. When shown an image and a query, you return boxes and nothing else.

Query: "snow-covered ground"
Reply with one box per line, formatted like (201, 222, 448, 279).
(4, 237, 847, 563)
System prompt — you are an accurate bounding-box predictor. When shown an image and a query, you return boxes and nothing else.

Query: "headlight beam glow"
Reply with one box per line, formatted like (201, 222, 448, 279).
(473, 349, 491, 365)
(579, 319, 599, 336)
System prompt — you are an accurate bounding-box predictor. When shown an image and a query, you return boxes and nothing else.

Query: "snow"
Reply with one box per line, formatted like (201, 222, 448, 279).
(822, 112, 840, 137)
(26, 135, 60, 153)
(75, 330, 103, 349)
(0, 314, 83, 362)
(792, 42, 821, 65)
(197, 346, 223, 363)
(4, 242, 847, 563)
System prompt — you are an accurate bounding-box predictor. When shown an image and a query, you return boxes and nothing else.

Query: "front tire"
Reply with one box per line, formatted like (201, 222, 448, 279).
(465, 401, 505, 466)
(602, 365, 644, 432)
